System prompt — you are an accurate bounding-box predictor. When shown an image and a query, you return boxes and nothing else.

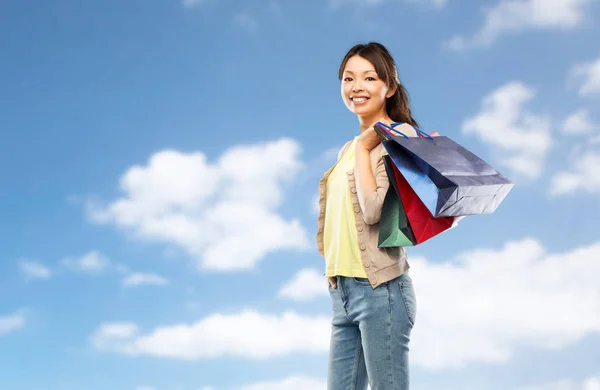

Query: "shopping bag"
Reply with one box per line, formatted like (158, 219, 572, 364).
(378, 156, 416, 247)
(375, 122, 514, 217)
(384, 154, 455, 244)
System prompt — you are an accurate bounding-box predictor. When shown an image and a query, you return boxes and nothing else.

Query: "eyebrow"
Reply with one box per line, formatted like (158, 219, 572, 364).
(343, 70, 377, 75)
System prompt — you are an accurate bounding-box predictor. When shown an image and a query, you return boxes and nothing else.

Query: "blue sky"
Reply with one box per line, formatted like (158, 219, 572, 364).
(2, 0, 600, 389)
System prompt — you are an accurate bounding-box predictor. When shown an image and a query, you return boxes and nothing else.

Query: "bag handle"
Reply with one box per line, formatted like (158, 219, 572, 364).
(376, 121, 435, 140)
(374, 122, 392, 140)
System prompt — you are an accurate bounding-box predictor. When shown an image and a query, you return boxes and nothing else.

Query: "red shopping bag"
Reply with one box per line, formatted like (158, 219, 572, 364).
(389, 159, 455, 244)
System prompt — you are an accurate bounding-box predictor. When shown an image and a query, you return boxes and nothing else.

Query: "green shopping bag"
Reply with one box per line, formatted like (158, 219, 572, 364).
(378, 155, 416, 248)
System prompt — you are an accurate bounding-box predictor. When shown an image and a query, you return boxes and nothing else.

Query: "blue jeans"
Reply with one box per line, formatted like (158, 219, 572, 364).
(327, 272, 416, 390)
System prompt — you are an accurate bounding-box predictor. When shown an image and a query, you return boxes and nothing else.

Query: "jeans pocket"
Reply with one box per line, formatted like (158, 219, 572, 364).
(352, 277, 371, 286)
(399, 281, 417, 326)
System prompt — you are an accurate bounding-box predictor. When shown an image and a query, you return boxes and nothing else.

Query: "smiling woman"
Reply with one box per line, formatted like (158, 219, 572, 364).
(316, 42, 421, 390)
(339, 42, 419, 132)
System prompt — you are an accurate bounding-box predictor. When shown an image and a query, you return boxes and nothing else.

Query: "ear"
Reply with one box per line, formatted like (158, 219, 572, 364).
(386, 84, 397, 99)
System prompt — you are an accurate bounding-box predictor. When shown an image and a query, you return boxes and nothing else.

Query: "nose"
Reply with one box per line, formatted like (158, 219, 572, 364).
(352, 80, 363, 93)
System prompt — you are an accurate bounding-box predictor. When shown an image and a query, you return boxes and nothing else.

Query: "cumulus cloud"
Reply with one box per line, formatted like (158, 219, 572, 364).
(91, 237, 600, 371)
(562, 109, 597, 134)
(0, 312, 26, 335)
(462, 81, 552, 179)
(549, 150, 600, 195)
(90, 310, 330, 360)
(123, 273, 169, 288)
(279, 268, 328, 301)
(19, 259, 51, 281)
(91, 322, 139, 352)
(570, 56, 600, 96)
(447, 0, 596, 50)
(408, 238, 600, 370)
(60, 250, 111, 274)
(87, 139, 310, 272)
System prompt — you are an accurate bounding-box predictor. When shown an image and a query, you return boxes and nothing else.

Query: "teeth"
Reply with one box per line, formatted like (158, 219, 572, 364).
(352, 97, 368, 102)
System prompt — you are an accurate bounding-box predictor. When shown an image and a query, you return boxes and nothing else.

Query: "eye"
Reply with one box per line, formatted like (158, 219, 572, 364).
(366, 77, 376, 81)
(343, 77, 353, 82)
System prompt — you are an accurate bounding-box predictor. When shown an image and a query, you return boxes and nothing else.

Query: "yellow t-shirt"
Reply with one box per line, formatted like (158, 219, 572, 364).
(323, 138, 367, 278)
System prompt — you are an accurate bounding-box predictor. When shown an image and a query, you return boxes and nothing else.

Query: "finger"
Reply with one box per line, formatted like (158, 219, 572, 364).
(328, 277, 337, 289)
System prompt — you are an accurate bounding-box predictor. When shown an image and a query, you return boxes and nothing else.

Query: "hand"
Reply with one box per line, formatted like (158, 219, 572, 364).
(357, 118, 388, 151)
(328, 276, 337, 289)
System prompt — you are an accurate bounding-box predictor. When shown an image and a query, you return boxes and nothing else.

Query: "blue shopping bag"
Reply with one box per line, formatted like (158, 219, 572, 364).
(375, 122, 514, 217)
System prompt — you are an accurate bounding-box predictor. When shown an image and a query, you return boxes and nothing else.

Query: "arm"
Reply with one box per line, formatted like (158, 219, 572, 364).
(354, 144, 389, 225)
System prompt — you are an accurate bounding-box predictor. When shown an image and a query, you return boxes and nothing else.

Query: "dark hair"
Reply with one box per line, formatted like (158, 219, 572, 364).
(338, 42, 419, 128)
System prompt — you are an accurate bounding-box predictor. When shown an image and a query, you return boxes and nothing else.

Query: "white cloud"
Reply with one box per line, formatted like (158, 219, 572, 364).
(235, 375, 326, 390)
(61, 250, 111, 274)
(19, 259, 51, 280)
(462, 81, 552, 179)
(90, 310, 330, 359)
(408, 238, 600, 370)
(0, 312, 25, 335)
(570, 56, 600, 96)
(549, 150, 600, 195)
(123, 273, 169, 288)
(447, 0, 595, 50)
(91, 322, 139, 352)
(88, 140, 310, 273)
(234, 13, 258, 32)
(91, 237, 600, 371)
(279, 268, 328, 301)
(515, 376, 600, 390)
(562, 109, 597, 134)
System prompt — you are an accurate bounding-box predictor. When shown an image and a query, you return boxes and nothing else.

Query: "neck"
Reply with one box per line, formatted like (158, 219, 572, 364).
(358, 111, 392, 133)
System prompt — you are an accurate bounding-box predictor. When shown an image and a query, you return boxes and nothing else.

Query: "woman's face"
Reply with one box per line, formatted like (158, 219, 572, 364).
(341, 55, 394, 118)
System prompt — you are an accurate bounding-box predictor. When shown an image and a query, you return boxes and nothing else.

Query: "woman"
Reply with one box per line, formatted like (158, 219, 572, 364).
(316, 42, 419, 389)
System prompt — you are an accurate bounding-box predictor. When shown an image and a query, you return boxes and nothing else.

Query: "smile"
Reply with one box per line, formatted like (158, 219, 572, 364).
(351, 96, 370, 104)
